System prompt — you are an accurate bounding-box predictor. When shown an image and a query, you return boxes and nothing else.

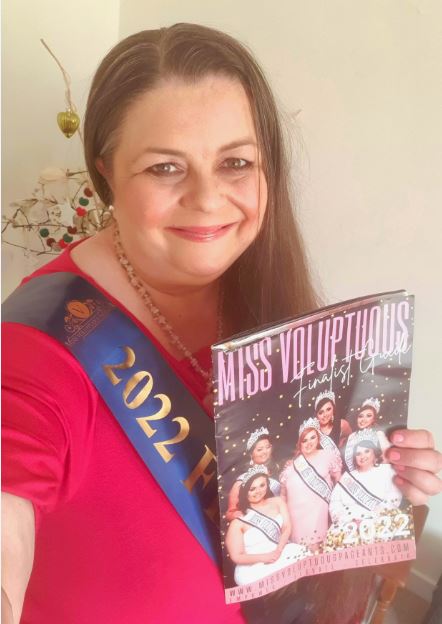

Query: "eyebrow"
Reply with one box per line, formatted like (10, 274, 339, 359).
(134, 138, 257, 161)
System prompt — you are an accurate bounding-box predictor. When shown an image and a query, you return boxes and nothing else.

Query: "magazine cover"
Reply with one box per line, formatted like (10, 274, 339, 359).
(212, 290, 415, 604)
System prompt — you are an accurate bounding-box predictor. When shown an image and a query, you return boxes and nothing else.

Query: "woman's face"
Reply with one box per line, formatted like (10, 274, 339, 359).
(355, 445, 376, 471)
(300, 429, 320, 455)
(357, 408, 376, 430)
(317, 401, 334, 427)
(251, 438, 272, 465)
(106, 75, 267, 289)
(247, 476, 268, 504)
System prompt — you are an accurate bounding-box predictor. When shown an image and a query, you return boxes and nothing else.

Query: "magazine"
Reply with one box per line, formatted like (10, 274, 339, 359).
(212, 290, 415, 604)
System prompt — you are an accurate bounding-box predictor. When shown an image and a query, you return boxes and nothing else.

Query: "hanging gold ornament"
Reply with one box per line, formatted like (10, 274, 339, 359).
(57, 109, 80, 138)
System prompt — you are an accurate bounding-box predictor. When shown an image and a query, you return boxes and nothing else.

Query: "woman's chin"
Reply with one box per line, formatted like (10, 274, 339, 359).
(179, 256, 237, 282)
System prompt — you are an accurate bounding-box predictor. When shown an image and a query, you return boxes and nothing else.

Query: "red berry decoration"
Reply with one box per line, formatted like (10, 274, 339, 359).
(76, 207, 87, 217)
(67, 226, 77, 234)
(83, 187, 93, 198)
(59, 239, 68, 249)
(46, 237, 56, 247)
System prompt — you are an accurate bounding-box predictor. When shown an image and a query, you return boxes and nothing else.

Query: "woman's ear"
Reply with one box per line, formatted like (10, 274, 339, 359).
(95, 157, 108, 181)
(96, 157, 113, 191)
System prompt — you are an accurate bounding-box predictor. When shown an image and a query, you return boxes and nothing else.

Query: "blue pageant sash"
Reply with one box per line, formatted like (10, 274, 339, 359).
(2, 272, 220, 564)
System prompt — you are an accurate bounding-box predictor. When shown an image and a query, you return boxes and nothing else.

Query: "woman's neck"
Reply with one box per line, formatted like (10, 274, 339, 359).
(70, 228, 225, 356)
(303, 449, 320, 459)
(250, 500, 267, 512)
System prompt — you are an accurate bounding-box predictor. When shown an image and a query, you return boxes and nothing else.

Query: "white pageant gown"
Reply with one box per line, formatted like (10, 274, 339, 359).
(329, 463, 403, 525)
(234, 511, 308, 586)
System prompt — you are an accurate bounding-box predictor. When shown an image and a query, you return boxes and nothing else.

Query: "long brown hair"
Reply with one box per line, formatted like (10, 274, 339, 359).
(84, 25, 373, 624)
(83, 24, 319, 333)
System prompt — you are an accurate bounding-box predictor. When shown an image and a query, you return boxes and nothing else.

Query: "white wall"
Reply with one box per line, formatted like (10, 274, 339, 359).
(120, 0, 442, 598)
(1, 0, 120, 296)
(3, 0, 441, 601)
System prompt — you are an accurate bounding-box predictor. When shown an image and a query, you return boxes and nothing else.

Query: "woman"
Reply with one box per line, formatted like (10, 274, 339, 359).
(344, 397, 390, 471)
(280, 418, 342, 553)
(226, 427, 280, 521)
(315, 391, 352, 448)
(330, 432, 402, 526)
(2, 24, 441, 624)
(226, 466, 308, 586)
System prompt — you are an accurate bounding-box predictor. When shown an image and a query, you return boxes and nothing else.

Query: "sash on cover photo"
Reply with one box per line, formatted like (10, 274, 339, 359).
(239, 509, 281, 544)
(293, 455, 332, 503)
(338, 471, 383, 512)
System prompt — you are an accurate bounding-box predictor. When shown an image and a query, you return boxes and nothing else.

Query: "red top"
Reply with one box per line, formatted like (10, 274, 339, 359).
(2, 245, 244, 624)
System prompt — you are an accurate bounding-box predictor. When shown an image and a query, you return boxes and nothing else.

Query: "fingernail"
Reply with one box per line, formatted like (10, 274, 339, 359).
(390, 451, 401, 461)
(394, 464, 405, 471)
(393, 433, 405, 444)
(395, 476, 405, 486)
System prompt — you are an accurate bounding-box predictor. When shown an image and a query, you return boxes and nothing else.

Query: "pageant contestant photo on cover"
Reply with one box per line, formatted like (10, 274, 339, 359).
(213, 291, 417, 604)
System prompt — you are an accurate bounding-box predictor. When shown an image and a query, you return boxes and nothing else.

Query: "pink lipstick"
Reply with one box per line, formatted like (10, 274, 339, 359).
(167, 223, 235, 242)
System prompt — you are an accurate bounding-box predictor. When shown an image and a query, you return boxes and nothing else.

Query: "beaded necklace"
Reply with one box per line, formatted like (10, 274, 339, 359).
(113, 224, 223, 393)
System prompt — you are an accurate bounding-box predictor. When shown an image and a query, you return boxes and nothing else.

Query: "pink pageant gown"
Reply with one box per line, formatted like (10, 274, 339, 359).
(280, 449, 342, 547)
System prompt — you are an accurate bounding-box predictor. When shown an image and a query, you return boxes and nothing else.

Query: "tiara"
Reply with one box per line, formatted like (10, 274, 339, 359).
(361, 397, 381, 414)
(314, 390, 336, 410)
(299, 417, 321, 436)
(351, 428, 380, 447)
(246, 427, 270, 452)
(240, 464, 269, 487)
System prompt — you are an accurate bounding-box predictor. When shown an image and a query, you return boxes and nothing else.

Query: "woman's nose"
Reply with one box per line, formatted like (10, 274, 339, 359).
(181, 170, 224, 213)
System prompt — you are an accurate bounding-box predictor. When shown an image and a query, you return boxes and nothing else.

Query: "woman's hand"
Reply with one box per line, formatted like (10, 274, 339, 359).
(261, 548, 281, 564)
(387, 429, 442, 504)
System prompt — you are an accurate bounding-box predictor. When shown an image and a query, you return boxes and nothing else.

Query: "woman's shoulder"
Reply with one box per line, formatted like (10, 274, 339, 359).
(228, 516, 247, 532)
(340, 419, 352, 434)
(269, 495, 285, 508)
(3, 320, 96, 391)
(20, 241, 84, 284)
(2, 321, 99, 447)
(279, 458, 294, 479)
(2, 322, 99, 514)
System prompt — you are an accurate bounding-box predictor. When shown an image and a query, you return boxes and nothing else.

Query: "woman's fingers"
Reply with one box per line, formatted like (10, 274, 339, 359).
(387, 429, 442, 475)
(393, 475, 431, 506)
(393, 465, 442, 496)
(387, 446, 442, 473)
(387, 428, 442, 503)
(389, 429, 435, 450)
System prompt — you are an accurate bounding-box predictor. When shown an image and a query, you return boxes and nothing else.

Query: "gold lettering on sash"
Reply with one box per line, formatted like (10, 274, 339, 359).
(182, 445, 216, 493)
(123, 371, 153, 409)
(102, 345, 214, 524)
(103, 346, 135, 385)
(153, 416, 190, 463)
(136, 393, 172, 438)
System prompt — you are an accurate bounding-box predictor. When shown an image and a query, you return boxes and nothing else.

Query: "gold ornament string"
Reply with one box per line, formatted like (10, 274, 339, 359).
(40, 38, 83, 144)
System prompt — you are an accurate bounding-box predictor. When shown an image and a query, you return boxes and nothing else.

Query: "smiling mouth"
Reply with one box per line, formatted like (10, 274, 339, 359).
(167, 223, 235, 242)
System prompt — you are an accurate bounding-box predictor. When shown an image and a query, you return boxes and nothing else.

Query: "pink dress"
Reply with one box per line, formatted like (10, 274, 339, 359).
(280, 449, 341, 547)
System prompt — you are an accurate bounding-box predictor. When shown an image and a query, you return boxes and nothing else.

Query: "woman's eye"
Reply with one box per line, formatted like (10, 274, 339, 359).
(147, 162, 180, 176)
(222, 158, 252, 171)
